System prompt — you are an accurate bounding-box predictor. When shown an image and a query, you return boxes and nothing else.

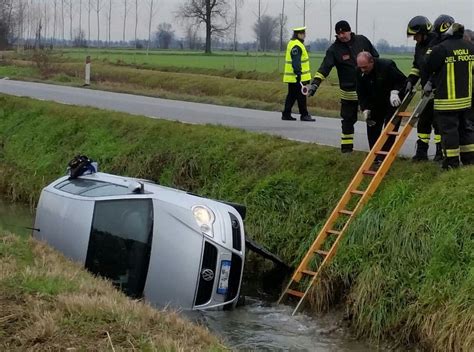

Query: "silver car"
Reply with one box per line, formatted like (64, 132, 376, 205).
(33, 172, 245, 310)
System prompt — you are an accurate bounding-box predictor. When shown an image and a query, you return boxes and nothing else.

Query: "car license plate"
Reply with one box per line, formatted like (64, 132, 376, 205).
(217, 260, 231, 295)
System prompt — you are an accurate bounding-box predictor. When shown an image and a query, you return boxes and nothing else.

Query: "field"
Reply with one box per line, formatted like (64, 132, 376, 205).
(0, 48, 414, 116)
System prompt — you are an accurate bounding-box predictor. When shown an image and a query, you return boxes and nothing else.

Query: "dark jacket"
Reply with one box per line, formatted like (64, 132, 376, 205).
(314, 33, 379, 93)
(424, 32, 474, 111)
(407, 32, 437, 87)
(356, 58, 406, 114)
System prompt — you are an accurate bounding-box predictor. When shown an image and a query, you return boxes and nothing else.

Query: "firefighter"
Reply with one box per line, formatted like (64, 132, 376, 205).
(356, 52, 406, 154)
(308, 20, 378, 152)
(405, 16, 443, 162)
(424, 22, 474, 169)
(282, 26, 315, 122)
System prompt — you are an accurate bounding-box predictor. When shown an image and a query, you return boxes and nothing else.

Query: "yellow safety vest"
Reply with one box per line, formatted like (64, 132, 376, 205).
(283, 39, 311, 83)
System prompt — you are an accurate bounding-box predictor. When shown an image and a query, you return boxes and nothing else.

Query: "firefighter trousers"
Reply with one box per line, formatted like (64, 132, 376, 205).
(367, 107, 400, 151)
(283, 83, 309, 117)
(435, 109, 474, 166)
(340, 99, 358, 151)
(417, 99, 441, 144)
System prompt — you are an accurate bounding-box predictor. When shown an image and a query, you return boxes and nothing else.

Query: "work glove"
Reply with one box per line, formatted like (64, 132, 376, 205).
(390, 90, 402, 107)
(404, 80, 413, 95)
(308, 79, 319, 97)
(423, 81, 433, 96)
(362, 110, 376, 127)
(296, 74, 301, 83)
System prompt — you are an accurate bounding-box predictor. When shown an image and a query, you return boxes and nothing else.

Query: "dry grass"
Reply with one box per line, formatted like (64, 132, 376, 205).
(0, 232, 226, 351)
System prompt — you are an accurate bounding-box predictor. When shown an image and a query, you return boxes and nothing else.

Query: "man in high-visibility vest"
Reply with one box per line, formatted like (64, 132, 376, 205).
(282, 26, 315, 122)
(424, 22, 474, 169)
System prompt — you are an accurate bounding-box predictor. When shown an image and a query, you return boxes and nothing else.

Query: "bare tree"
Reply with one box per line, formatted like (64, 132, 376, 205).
(134, 0, 138, 48)
(61, 0, 65, 41)
(94, 0, 102, 45)
(106, 0, 112, 46)
(146, 0, 158, 54)
(154, 22, 174, 49)
(88, 0, 91, 43)
(122, 0, 127, 42)
(79, 0, 82, 35)
(53, 0, 57, 45)
(179, 0, 232, 54)
(184, 22, 201, 50)
(68, 0, 73, 40)
(253, 15, 278, 51)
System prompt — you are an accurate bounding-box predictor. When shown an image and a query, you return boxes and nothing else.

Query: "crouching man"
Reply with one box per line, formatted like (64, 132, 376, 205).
(356, 52, 406, 153)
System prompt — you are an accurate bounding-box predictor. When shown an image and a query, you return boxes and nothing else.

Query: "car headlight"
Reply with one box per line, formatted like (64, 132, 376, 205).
(192, 205, 215, 237)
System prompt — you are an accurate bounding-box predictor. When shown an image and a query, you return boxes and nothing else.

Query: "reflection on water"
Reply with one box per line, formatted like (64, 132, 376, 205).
(0, 199, 34, 237)
(200, 298, 380, 352)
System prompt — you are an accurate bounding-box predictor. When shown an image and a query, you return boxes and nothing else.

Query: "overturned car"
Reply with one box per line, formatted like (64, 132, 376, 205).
(33, 164, 245, 310)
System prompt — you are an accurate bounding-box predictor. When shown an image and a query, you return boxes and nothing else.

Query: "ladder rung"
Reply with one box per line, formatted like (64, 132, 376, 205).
(375, 151, 389, 156)
(327, 229, 342, 235)
(363, 170, 377, 176)
(287, 289, 305, 298)
(339, 209, 354, 215)
(301, 269, 317, 276)
(350, 190, 365, 196)
(315, 250, 329, 256)
(387, 131, 399, 136)
(397, 111, 412, 117)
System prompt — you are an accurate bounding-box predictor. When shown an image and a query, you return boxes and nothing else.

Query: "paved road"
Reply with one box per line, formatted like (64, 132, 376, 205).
(0, 79, 422, 156)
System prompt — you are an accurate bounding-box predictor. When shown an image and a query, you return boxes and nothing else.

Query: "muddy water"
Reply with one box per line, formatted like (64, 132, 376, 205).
(0, 199, 381, 351)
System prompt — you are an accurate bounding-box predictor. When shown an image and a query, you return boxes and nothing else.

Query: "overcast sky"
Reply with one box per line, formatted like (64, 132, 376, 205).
(40, 0, 474, 47)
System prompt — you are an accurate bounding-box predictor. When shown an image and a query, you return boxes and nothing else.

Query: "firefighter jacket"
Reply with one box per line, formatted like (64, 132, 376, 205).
(425, 33, 474, 111)
(283, 39, 311, 83)
(407, 32, 437, 87)
(356, 58, 406, 114)
(313, 33, 379, 101)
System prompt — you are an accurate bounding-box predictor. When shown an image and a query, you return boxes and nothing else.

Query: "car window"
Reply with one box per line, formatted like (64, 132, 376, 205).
(85, 199, 154, 298)
(55, 179, 133, 197)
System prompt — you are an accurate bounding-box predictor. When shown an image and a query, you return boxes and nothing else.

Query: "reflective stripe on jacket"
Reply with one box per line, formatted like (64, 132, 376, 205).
(425, 35, 474, 111)
(283, 39, 311, 83)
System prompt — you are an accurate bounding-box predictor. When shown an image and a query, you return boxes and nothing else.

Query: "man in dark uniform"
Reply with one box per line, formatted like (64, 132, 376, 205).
(356, 52, 406, 153)
(308, 20, 378, 152)
(282, 26, 314, 122)
(405, 16, 443, 161)
(424, 22, 474, 169)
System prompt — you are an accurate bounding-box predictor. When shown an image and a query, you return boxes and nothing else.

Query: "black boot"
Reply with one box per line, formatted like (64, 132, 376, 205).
(300, 114, 315, 122)
(412, 140, 429, 161)
(282, 113, 296, 121)
(433, 143, 443, 161)
(341, 144, 353, 153)
(442, 157, 460, 170)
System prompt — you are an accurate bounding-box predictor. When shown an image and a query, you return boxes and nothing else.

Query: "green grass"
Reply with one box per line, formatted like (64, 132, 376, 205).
(0, 95, 472, 351)
(0, 231, 225, 351)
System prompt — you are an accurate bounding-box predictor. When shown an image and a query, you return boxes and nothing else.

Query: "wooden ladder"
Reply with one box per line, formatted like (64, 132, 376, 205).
(278, 91, 431, 315)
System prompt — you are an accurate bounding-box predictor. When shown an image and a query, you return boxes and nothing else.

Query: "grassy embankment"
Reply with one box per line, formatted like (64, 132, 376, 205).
(0, 230, 225, 351)
(0, 49, 413, 117)
(0, 95, 472, 351)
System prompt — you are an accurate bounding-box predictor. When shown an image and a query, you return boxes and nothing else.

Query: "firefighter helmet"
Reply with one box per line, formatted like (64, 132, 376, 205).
(433, 14, 455, 34)
(406, 16, 432, 36)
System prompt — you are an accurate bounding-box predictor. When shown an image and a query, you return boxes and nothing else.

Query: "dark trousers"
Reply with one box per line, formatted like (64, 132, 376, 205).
(417, 99, 440, 143)
(367, 107, 400, 151)
(340, 100, 359, 147)
(435, 109, 474, 165)
(283, 83, 308, 117)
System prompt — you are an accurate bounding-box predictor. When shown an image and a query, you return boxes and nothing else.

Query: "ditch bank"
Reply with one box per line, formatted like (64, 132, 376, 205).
(0, 95, 472, 351)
